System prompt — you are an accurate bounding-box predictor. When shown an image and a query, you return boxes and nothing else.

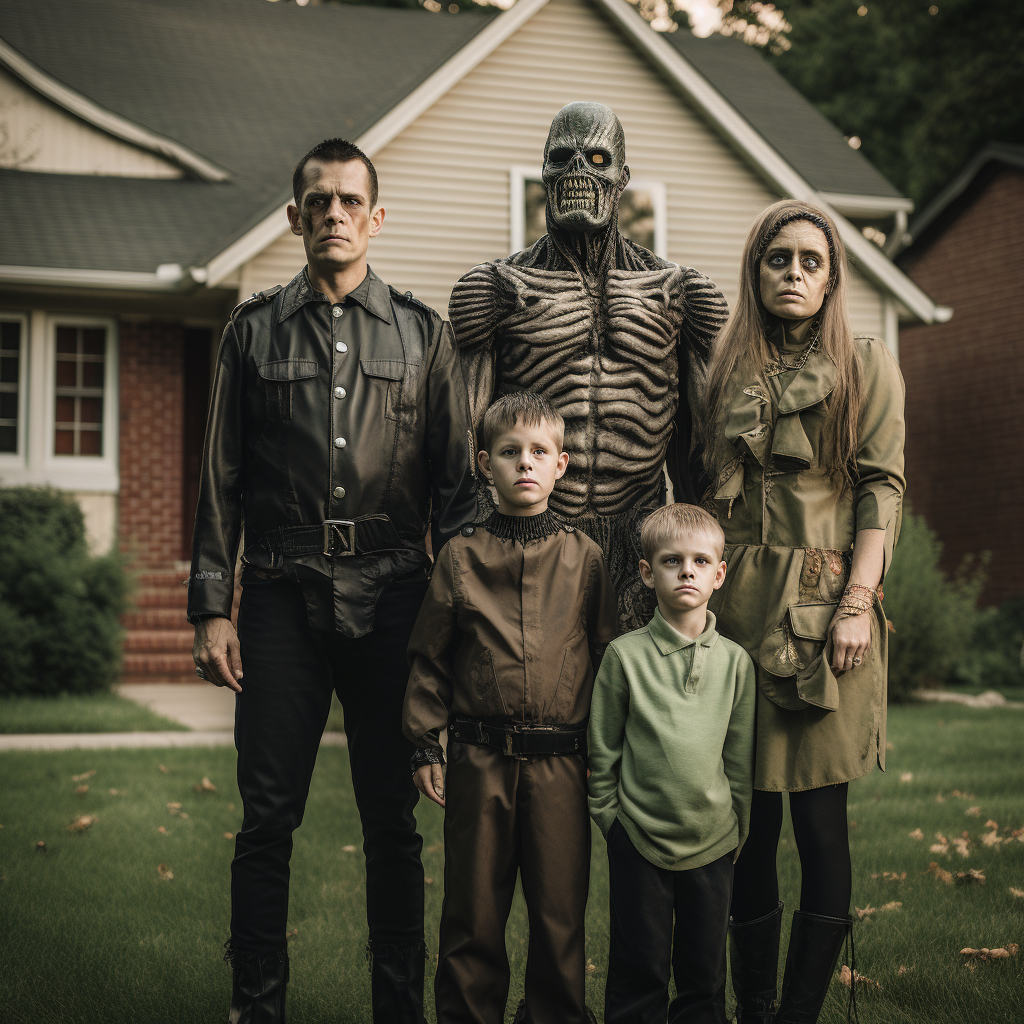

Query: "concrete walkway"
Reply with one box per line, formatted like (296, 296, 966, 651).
(0, 683, 347, 752)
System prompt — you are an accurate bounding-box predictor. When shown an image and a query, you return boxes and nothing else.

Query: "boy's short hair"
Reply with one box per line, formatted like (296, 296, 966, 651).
(640, 504, 726, 562)
(481, 391, 565, 451)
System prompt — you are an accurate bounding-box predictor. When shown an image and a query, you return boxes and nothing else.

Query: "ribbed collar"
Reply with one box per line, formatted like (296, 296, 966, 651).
(648, 607, 719, 655)
(483, 508, 562, 544)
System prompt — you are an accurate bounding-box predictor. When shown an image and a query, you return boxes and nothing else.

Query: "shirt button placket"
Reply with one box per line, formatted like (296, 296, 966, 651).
(331, 305, 348, 516)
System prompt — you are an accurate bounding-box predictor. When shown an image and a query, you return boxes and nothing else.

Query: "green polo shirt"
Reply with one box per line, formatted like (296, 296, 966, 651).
(588, 608, 756, 871)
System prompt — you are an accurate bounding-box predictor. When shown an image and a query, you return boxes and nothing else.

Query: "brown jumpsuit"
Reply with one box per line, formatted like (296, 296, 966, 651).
(403, 512, 618, 1024)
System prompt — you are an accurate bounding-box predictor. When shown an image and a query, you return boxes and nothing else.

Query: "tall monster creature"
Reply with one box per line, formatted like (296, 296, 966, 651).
(449, 102, 729, 629)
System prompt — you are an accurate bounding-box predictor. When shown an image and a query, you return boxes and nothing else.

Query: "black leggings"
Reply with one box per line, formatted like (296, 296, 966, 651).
(731, 784, 851, 923)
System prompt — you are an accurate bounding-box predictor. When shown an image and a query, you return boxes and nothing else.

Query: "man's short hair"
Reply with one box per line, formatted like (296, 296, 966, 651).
(292, 138, 379, 209)
(481, 391, 565, 451)
(640, 504, 726, 562)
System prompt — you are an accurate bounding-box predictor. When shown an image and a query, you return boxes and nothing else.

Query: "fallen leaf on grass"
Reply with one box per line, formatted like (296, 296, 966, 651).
(427, 843, 442, 853)
(908, 828, 924, 840)
(158, 764, 170, 774)
(896, 965, 911, 976)
(951, 834, 972, 858)
(194, 777, 216, 793)
(981, 829, 1002, 847)
(166, 802, 182, 815)
(108, 789, 120, 796)
(227, 803, 235, 811)
(35, 841, 46, 851)
(840, 965, 882, 990)
(882, 871, 907, 881)
(960, 945, 1018, 961)
(885, 741, 895, 751)
(585, 959, 596, 974)
(179, 813, 189, 820)
(849, 820, 858, 829)
(900, 772, 913, 783)
(1008, 887, 1024, 899)
(286, 928, 298, 940)
(925, 862, 954, 885)
(955, 869, 986, 885)
(935, 793, 946, 804)
(158, 827, 168, 835)
(966, 806, 981, 817)
(930, 833, 949, 855)
(71, 770, 96, 782)
(425, 877, 434, 885)
(76, 785, 89, 795)
(950, 789, 975, 800)
(855, 905, 875, 919)
(157, 864, 174, 881)
(67, 815, 95, 833)
(223, 832, 234, 840)
(880, 901, 903, 912)
(341, 845, 356, 853)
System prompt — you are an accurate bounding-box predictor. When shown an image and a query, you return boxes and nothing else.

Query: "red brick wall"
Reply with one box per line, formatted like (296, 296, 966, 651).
(898, 166, 1024, 606)
(118, 321, 185, 568)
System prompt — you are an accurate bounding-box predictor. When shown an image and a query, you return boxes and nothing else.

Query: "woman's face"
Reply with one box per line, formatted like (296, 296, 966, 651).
(759, 220, 831, 322)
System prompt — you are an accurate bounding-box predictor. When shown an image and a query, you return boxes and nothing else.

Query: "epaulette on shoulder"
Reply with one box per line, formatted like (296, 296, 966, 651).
(230, 284, 283, 321)
(853, 334, 879, 343)
(389, 285, 440, 322)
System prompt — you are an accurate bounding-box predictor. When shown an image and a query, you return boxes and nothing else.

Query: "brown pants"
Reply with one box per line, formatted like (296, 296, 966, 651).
(434, 742, 591, 1024)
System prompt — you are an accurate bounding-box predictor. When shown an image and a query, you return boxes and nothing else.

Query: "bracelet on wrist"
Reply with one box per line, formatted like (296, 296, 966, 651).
(410, 748, 445, 776)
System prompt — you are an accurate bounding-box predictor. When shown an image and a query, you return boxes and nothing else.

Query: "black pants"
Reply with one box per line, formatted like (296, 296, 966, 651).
(605, 820, 733, 1024)
(230, 570, 428, 952)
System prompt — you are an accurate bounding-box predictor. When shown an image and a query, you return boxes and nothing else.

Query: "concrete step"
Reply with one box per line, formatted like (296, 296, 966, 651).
(123, 629, 194, 654)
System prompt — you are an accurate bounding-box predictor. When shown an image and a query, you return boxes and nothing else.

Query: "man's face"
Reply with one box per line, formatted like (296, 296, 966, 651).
(477, 417, 568, 517)
(287, 158, 384, 274)
(639, 534, 726, 618)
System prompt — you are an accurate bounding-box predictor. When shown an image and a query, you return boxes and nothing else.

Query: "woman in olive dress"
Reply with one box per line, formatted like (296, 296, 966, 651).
(704, 199, 905, 1023)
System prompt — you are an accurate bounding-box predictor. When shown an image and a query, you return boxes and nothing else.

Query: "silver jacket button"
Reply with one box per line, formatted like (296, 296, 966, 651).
(335, 341, 348, 353)
(333, 486, 346, 498)
(334, 387, 346, 399)
(331, 306, 343, 318)
(334, 437, 347, 449)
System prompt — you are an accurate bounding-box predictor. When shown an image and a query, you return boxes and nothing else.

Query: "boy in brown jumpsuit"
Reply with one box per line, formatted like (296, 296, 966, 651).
(403, 391, 618, 1024)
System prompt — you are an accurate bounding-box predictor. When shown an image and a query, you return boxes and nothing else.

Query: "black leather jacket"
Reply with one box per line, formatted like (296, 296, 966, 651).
(187, 267, 477, 636)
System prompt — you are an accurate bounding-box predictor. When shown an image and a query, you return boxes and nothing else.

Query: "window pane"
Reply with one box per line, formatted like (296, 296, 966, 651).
(0, 356, 17, 383)
(54, 429, 75, 454)
(82, 361, 104, 387)
(0, 391, 17, 419)
(56, 360, 77, 386)
(79, 397, 103, 423)
(82, 329, 105, 355)
(55, 396, 76, 422)
(1, 320, 20, 348)
(0, 425, 16, 453)
(56, 326, 78, 353)
(79, 428, 102, 456)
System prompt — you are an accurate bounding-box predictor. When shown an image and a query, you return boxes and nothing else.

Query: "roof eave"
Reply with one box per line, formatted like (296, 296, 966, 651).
(0, 264, 206, 292)
(0, 35, 232, 183)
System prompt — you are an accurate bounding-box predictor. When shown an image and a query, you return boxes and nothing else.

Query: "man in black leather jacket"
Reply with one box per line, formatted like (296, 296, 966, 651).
(189, 138, 477, 1024)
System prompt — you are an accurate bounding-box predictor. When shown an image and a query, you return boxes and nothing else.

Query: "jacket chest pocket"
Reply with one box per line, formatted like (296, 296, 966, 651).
(258, 359, 319, 422)
(360, 358, 406, 422)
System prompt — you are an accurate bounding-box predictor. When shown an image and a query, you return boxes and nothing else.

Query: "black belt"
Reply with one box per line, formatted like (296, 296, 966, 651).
(260, 515, 406, 560)
(448, 716, 587, 758)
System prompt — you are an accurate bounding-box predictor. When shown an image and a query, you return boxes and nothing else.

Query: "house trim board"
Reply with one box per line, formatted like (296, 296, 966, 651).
(0, 35, 230, 182)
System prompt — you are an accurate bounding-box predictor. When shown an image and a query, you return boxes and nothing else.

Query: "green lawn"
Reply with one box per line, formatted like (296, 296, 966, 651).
(0, 704, 1021, 1024)
(0, 692, 189, 734)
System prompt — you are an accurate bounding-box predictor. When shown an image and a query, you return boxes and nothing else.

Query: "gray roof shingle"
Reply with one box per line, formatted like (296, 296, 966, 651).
(0, 0, 904, 275)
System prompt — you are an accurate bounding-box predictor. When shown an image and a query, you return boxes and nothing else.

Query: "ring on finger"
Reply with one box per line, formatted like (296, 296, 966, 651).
(852, 655, 863, 666)
(195, 665, 206, 679)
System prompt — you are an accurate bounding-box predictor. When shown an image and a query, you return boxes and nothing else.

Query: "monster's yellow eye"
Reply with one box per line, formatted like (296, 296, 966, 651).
(591, 153, 604, 165)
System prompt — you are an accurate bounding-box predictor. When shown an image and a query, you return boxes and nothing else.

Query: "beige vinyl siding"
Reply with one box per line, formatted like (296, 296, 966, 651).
(239, 0, 887, 337)
(0, 67, 183, 178)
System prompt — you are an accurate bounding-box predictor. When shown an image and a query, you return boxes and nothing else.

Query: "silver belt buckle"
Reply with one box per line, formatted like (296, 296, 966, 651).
(323, 519, 356, 557)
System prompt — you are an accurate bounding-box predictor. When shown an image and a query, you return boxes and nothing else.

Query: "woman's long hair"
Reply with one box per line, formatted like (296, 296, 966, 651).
(703, 199, 864, 490)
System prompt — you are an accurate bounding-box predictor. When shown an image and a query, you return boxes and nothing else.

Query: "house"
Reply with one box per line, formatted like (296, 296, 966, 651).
(0, 0, 948, 680)
(896, 143, 1024, 607)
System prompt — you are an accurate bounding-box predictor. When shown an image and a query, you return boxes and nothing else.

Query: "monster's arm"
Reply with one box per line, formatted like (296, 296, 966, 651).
(448, 263, 516, 497)
(667, 267, 729, 503)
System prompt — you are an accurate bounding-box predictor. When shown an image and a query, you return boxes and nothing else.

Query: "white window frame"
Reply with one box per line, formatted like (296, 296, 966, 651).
(0, 311, 29, 468)
(509, 166, 668, 258)
(0, 311, 119, 492)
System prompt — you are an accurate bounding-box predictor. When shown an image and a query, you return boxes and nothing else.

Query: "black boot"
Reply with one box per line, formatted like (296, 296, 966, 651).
(367, 940, 427, 1024)
(774, 911, 850, 1024)
(729, 901, 783, 1023)
(224, 945, 288, 1024)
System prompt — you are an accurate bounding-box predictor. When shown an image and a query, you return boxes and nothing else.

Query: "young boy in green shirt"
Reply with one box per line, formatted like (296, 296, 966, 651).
(588, 503, 756, 1024)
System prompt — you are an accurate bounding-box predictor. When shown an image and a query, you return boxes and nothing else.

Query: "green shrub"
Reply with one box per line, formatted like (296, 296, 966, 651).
(947, 596, 1024, 689)
(0, 487, 131, 696)
(881, 511, 985, 701)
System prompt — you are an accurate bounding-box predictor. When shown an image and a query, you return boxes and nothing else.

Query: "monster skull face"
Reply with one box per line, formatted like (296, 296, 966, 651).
(542, 102, 628, 234)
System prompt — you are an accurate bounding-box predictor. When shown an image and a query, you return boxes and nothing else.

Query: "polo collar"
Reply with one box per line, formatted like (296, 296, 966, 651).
(648, 607, 719, 656)
(277, 266, 394, 325)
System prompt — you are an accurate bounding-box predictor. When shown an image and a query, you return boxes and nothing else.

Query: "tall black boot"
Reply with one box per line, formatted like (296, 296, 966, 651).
(366, 939, 427, 1024)
(774, 911, 850, 1024)
(224, 945, 288, 1024)
(729, 901, 783, 1023)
